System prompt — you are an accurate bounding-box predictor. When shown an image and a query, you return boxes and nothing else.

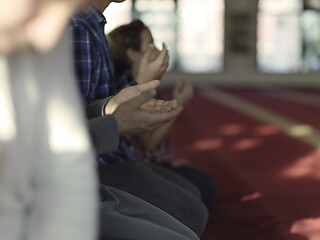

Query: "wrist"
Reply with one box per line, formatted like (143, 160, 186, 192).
(113, 111, 131, 136)
(104, 96, 118, 115)
(135, 74, 149, 85)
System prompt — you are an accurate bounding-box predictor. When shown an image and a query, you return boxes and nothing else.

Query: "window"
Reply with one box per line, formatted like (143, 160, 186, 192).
(104, 0, 225, 73)
(257, 0, 320, 73)
(257, 0, 303, 73)
(301, 8, 320, 72)
(133, 0, 177, 70)
(103, 1, 132, 34)
(177, 0, 224, 73)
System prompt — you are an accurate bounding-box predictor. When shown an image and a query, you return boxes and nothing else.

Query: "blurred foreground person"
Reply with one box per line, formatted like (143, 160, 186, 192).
(0, 0, 92, 54)
(0, 32, 98, 240)
(0, 2, 200, 240)
(0, 2, 98, 240)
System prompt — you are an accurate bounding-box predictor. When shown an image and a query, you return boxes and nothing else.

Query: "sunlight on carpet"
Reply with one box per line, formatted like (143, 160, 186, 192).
(291, 218, 320, 240)
(281, 150, 320, 179)
(191, 138, 223, 151)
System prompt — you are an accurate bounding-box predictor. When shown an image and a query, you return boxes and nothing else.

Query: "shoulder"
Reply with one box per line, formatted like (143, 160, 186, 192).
(71, 14, 90, 32)
(70, 15, 94, 44)
(70, 8, 96, 32)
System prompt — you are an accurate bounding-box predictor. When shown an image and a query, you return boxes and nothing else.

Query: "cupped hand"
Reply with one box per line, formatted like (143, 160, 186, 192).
(141, 99, 178, 112)
(135, 43, 169, 84)
(173, 80, 194, 106)
(112, 90, 183, 135)
(104, 80, 160, 114)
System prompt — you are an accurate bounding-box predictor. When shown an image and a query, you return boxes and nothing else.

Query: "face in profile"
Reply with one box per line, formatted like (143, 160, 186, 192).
(139, 28, 160, 62)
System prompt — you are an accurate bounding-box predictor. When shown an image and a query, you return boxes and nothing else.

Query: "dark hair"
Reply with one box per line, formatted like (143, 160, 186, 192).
(107, 19, 149, 79)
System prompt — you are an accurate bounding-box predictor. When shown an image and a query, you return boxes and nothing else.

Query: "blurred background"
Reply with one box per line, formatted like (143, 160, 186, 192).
(104, 0, 320, 87)
(103, 1, 320, 239)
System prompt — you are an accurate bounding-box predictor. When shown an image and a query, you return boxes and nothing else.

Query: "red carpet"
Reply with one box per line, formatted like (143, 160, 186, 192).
(161, 87, 320, 240)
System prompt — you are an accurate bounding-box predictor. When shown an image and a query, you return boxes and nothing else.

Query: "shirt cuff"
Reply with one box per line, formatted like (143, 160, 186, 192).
(88, 115, 119, 155)
(86, 97, 113, 118)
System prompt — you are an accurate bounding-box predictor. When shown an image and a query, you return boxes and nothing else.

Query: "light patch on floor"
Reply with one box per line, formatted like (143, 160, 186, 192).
(240, 192, 262, 202)
(281, 150, 320, 179)
(253, 124, 279, 136)
(191, 138, 223, 151)
(218, 124, 245, 136)
(291, 218, 320, 240)
(232, 138, 262, 151)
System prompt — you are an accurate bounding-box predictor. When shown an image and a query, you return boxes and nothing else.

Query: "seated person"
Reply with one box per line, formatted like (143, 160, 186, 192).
(107, 19, 216, 208)
(70, 3, 208, 236)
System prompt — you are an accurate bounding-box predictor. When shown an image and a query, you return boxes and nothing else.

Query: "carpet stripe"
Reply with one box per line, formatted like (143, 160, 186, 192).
(265, 90, 320, 108)
(200, 87, 320, 148)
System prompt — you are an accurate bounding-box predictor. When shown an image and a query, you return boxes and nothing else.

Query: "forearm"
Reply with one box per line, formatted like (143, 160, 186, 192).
(136, 118, 176, 150)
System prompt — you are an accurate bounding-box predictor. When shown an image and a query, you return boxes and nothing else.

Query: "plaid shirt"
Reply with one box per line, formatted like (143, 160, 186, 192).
(70, 7, 135, 165)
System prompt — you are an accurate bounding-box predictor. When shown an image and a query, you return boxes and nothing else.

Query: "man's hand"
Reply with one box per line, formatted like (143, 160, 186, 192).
(112, 90, 183, 136)
(140, 99, 178, 112)
(135, 43, 169, 84)
(104, 80, 161, 114)
(105, 79, 178, 114)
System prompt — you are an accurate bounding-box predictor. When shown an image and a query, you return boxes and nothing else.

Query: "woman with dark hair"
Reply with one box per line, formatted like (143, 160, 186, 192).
(108, 19, 216, 208)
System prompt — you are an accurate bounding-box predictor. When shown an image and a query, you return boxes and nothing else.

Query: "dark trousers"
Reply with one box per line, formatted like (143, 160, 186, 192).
(98, 161, 208, 236)
(99, 185, 199, 240)
(160, 164, 216, 208)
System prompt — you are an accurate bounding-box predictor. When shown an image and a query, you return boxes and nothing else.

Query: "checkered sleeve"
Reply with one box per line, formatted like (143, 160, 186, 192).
(70, 21, 95, 105)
